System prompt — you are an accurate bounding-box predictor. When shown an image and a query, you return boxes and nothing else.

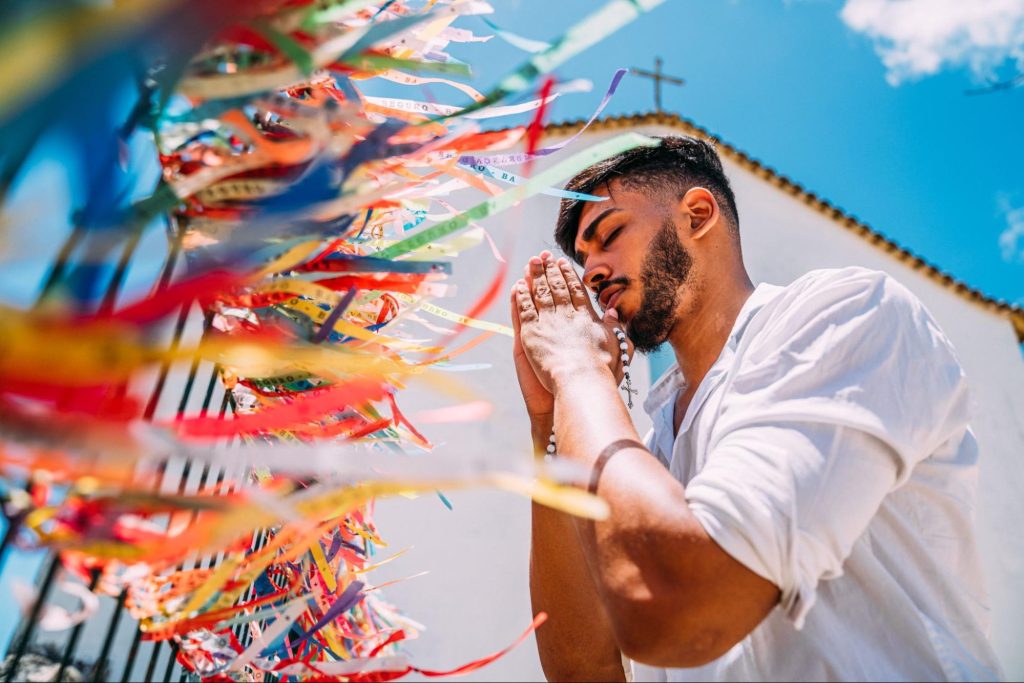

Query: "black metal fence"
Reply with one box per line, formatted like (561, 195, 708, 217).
(0, 217, 271, 682)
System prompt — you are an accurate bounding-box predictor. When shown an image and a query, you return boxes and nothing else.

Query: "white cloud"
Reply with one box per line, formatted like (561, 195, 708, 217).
(998, 198, 1024, 263)
(840, 0, 1024, 85)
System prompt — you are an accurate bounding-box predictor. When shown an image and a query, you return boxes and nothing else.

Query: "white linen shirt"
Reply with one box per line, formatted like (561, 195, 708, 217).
(632, 267, 1003, 682)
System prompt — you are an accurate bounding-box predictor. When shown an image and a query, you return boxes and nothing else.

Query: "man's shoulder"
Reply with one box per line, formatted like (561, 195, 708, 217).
(761, 266, 927, 332)
(729, 267, 970, 463)
(782, 266, 912, 304)
(744, 266, 960, 374)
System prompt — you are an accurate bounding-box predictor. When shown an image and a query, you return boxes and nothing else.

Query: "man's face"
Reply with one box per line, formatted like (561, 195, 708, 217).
(573, 182, 694, 352)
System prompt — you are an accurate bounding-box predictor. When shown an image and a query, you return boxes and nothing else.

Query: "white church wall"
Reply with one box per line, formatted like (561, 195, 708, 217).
(373, 122, 1024, 680)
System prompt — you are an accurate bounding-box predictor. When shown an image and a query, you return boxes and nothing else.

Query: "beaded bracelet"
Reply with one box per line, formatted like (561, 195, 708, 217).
(546, 325, 635, 459)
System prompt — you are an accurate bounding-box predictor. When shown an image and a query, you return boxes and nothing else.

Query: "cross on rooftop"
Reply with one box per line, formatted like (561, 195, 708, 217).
(630, 57, 685, 113)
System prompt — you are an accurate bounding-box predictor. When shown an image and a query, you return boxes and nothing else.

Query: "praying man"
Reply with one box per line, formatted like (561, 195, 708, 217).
(510, 136, 1003, 682)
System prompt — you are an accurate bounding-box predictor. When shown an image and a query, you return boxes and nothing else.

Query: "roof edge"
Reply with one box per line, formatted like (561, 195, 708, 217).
(537, 111, 1024, 343)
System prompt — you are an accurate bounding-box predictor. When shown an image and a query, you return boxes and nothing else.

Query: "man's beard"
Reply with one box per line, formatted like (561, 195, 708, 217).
(627, 219, 693, 353)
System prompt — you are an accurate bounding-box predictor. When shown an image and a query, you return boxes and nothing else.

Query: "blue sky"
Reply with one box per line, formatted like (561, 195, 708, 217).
(3, 0, 1021, 310)
(442, 0, 1024, 307)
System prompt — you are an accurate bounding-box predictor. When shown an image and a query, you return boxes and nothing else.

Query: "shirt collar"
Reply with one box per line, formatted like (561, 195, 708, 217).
(642, 282, 783, 421)
(643, 364, 685, 418)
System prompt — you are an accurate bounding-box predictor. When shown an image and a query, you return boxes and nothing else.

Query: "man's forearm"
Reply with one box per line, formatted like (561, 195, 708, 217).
(529, 417, 626, 682)
(549, 366, 779, 666)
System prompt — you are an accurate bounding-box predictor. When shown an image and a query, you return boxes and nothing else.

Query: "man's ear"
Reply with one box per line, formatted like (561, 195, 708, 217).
(680, 187, 719, 240)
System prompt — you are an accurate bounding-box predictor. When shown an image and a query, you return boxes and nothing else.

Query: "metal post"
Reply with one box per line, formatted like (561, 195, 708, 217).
(0, 499, 27, 576)
(2, 557, 59, 682)
(92, 589, 128, 683)
(55, 569, 102, 681)
(161, 642, 180, 683)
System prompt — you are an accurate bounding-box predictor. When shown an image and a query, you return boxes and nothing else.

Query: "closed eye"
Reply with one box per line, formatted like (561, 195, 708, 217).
(603, 226, 623, 249)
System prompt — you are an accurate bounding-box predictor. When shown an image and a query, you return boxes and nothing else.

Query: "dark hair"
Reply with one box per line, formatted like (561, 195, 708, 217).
(554, 135, 740, 264)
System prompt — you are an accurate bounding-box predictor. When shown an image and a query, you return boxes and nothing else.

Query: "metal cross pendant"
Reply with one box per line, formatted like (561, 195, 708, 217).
(622, 377, 639, 410)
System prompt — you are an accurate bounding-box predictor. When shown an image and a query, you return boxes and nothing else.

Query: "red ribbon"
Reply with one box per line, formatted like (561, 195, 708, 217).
(173, 380, 389, 439)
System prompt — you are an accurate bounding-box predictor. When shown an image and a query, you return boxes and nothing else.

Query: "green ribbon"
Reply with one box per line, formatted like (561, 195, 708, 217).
(343, 53, 470, 77)
(300, 0, 381, 32)
(256, 21, 315, 76)
(373, 132, 658, 260)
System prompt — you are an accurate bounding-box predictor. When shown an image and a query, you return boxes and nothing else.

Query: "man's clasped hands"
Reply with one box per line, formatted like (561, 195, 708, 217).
(509, 251, 635, 421)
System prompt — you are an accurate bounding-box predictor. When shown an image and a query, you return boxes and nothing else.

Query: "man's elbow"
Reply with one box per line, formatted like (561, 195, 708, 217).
(611, 606, 747, 669)
(604, 554, 780, 668)
(536, 642, 626, 682)
(539, 659, 626, 683)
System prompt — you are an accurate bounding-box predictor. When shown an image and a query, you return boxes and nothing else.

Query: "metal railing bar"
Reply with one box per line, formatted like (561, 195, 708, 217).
(55, 568, 102, 681)
(35, 226, 86, 304)
(91, 589, 128, 683)
(98, 228, 145, 315)
(161, 641, 180, 683)
(119, 623, 146, 683)
(144, 302, 194, 420)
(0, 497, 28, 576)
(2, 555, 59, 682)
(142, 639, 164, 683)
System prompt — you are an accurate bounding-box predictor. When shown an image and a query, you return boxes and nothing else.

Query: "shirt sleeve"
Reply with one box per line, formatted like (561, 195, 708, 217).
(684, 268, 971, 628)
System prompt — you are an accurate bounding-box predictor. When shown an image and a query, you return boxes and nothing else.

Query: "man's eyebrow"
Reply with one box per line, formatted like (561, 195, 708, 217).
(579, 208, 622, 244)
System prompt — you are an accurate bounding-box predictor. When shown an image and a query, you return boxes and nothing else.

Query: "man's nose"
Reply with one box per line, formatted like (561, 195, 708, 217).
(583, 265, 610, 291)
